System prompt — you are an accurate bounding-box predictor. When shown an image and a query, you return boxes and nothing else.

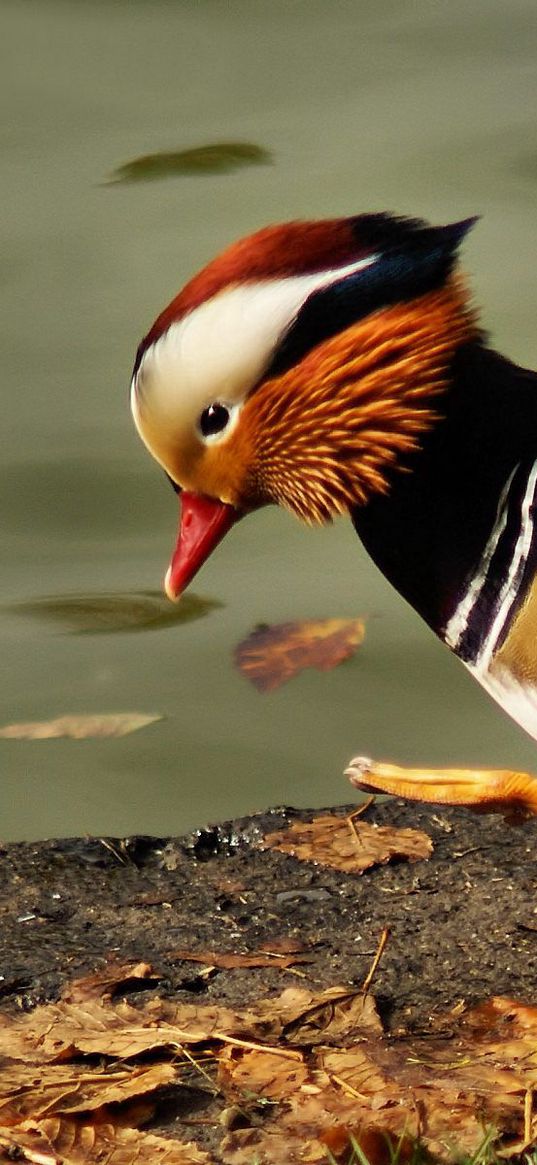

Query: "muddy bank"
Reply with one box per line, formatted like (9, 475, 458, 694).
(1, 799, 536, 1029)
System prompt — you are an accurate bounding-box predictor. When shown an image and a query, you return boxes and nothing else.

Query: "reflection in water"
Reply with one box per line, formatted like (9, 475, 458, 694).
(2, 0, 537, 840)
(107, 142, 273, 185)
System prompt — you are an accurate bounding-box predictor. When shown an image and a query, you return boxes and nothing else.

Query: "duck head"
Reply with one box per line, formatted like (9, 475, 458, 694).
(130, 212, 477, 600)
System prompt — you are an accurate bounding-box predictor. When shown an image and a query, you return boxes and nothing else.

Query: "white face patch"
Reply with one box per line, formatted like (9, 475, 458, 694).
(130, 255, 375, 473)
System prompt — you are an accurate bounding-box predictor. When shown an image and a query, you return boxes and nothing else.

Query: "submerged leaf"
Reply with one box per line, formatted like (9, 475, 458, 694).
(0, 713, 162, 740)
(235, 617, 366, 692)
(107, 142, 272, 184)
(9, 590, 222, 635)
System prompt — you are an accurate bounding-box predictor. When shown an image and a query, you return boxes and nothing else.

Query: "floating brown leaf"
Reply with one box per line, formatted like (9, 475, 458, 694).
(264, 813, 432, 873)
(235, 617, 365, 692)
(0, 713, 162, 740)
(107, 142, 272, 184)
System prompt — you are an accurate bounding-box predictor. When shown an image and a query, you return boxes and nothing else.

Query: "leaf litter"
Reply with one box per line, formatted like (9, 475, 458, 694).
(1, 958, 537, 1163)
(3, 801, 537, 1161)
(235, 616, 366, 692)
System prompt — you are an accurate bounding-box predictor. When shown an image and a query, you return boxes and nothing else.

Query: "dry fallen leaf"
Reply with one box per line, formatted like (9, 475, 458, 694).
(221, 994, 537, 1164)
(264, 813, 432, 873)
(320, 1125, 417, 1165)
(235, 617, 365, 692)
(0, 995, 238, 1062)
(169, 948, 312, 970)
(279, 986, 383, 1047)
(62, 960, 158, 1003)
(0, 713, 162, 740)
(218, 1045, 309, 1100)
(0, 1061, 177, 1120)
(0, 984, 380, 1064)
(124, 984, 381, 1051)
(0, 1117, 210, 1164)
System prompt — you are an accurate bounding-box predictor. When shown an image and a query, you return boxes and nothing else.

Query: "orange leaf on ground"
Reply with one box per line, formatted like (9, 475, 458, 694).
(0, 713, 162, 740)
(320, 1126, 417, 1165)
(229, 985, 382, 1046)
(218, 1045, 308, 1099)
(235, 617, 365, 692)
(264, 813, 432, 873)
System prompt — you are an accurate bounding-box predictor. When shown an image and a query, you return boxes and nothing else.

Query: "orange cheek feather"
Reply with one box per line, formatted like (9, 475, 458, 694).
(232, 280, 476, 521)
(164, 280, 475, 599)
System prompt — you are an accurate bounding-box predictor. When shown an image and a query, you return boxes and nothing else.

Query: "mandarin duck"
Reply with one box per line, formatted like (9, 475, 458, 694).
(131, 213, 537, 815)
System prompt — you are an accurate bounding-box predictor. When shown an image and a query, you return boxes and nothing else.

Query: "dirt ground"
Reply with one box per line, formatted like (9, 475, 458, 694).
(2, 798, 536, 1031)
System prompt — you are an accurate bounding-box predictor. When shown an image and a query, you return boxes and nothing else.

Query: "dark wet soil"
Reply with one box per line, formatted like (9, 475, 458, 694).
(1, 799, 537, 1032)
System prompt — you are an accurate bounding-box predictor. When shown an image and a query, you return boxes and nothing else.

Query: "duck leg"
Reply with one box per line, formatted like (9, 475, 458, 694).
(345, 756, 537, 817)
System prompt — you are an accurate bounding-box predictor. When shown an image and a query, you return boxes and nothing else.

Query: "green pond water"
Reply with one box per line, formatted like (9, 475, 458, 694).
(2, 0, 537, 841)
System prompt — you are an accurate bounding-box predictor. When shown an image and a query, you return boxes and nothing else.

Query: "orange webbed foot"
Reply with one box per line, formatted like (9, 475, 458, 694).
(345, 756, 537, 819)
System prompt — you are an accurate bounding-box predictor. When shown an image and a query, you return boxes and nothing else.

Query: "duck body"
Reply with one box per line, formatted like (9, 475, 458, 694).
(131, 211, 537, 804)
(353, 343, 537, 742)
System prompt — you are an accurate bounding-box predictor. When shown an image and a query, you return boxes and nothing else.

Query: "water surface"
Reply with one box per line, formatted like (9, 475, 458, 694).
(2, 0, 537, 840)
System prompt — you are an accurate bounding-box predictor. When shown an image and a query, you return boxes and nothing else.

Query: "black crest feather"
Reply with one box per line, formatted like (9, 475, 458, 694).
(267, 214, 477, 379)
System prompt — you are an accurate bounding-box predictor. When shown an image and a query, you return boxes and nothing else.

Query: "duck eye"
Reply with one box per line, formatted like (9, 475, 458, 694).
(199, 403, 230, 438)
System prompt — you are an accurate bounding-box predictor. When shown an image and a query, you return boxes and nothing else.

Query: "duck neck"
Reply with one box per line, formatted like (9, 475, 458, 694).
(352, 340, 537, 658)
